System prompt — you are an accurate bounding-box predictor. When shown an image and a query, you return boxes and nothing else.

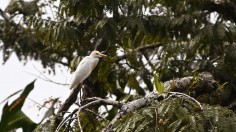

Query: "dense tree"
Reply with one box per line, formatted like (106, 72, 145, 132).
(1, 0, 236, 131)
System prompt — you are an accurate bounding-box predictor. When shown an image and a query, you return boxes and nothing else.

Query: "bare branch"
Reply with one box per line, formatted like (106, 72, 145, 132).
(55, 108, 78, 132)
(77, 97, 123, 132)
(84, 97, 123, 108)
(56, 97, 123, 132)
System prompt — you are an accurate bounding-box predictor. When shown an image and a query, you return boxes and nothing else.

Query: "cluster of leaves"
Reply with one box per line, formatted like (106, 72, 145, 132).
(113, 98, 236, 132)
(0, 0, 67, 71)
(1, 0, 236, 99)
(19, 0, 236, 105)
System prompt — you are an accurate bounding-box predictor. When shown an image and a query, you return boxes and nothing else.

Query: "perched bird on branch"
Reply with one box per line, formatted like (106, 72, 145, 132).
(69, 50, 107, 90)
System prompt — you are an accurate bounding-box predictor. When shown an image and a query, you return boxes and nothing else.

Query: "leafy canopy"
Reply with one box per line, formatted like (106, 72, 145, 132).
(1, 0, 236, 131)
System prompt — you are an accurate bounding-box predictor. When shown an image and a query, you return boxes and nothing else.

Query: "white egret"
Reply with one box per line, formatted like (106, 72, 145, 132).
(69, 50, 107, 90)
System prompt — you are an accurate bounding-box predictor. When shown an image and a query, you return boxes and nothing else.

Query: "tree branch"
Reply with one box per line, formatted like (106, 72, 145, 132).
(55, 97, 123, 132)
(54, 72, 218, 131)
(102, 72, 218, 131)
(164, 72, 218, 97)
(102, 93, 165, 132)
(54, 84, 82, 126)
(115, 43, 162, 63)
(0, 9, 11, 23)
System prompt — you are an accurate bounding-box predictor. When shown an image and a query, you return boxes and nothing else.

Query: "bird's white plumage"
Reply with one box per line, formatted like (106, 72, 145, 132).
(69, 51, 106, 90)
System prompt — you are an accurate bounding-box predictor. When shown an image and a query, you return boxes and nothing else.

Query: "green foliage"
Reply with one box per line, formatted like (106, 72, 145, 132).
(2, 0, 236, 131)
(113, 98, 236, 132)
(154, 73, 164, 93)
(34, 116, 57, 132)
(0, 80, 37, 132)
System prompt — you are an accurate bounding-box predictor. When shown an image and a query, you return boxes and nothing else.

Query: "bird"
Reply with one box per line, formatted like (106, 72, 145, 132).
(69, 50, 107, 90)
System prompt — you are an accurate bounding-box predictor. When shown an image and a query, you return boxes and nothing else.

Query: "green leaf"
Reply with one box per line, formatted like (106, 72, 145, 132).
(135, 118, 152, 132)
(7, 110, 37, 132)
(154, 74, 164, 93)
(10, 79, 36, 113)
(0, 80, 37, 132)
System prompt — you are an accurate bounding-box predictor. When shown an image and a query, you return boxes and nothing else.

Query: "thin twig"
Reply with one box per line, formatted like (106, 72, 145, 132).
(0, 89, 23, 105)
(25, 71, 69, 86)
(56, 97, 122, 131)
(84, 97, 123, 108)
(167, 92, 202, 110)
(55, 108, 78, 132)
(77, 109, 84, 132)
(34, 65, 69, 85)
(142, 49, 158, 68)
(155, 108, 158, 132)
(27, 97, 49, 108)
(84, 109, 106, 121)
(77, 97, 123, 132)
(63, 117, 77, 132)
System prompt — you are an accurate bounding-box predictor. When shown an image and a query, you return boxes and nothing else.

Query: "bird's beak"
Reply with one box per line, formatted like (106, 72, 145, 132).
(100, 53, 107, 57)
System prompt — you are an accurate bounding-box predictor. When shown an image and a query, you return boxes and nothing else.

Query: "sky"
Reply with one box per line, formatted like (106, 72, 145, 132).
(0, 0, 72, 124)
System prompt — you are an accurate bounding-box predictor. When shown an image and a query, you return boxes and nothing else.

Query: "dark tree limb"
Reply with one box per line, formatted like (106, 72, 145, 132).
(54, 84, 82, 126)
(164, 72, 218, 97)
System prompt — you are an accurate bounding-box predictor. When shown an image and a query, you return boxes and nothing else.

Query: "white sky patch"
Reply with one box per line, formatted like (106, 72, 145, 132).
(209, 12, 218, 24)
(0, 0, 10, 10)
(0, 52, 72, 123)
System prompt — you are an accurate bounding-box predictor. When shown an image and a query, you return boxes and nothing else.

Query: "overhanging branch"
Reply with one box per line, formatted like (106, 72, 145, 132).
(115, 43, 162, 63)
